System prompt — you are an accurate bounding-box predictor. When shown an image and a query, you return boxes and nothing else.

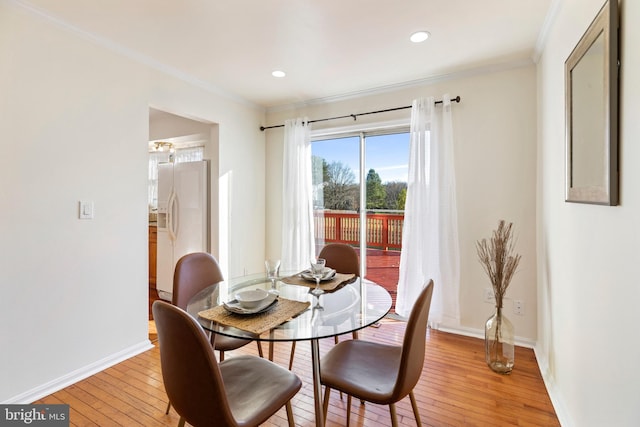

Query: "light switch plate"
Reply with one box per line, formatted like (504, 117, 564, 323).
(79, 200, 94, 219)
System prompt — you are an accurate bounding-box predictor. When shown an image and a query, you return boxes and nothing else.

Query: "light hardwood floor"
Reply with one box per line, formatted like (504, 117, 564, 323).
(35, 318, 559, 426)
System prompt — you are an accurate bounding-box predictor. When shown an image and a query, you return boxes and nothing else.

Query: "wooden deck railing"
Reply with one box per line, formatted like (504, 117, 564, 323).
(314, 210, 404, 250)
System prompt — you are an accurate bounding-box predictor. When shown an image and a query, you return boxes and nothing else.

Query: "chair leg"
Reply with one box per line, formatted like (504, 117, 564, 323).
(219, 350, 225, 362)
(285, 401, 295, 427)
(208, 331, 216, 348)
(389, 403, 399, 427)
(409, 391, 422, 427)
(257, 341, 264, 358)
(346, 394, 352, 427)
(322, 386, 331, 419)
(332, 332, 342, 399)
(177, 417, 185, 427)
(288, 342, 296, 370)
(165, 401, 171, 415)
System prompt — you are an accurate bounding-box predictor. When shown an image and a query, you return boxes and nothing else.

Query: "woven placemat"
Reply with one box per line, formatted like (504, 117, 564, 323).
(197, 297, 310, 335)
(281, 272, 357, 292)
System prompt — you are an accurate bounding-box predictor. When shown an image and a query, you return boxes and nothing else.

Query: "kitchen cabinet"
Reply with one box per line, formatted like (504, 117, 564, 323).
(149, 225, 157, 288)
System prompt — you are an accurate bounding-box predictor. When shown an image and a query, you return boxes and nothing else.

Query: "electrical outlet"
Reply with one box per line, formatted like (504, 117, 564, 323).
(514, 299, 524, 316)
(483, 288, 494, 303)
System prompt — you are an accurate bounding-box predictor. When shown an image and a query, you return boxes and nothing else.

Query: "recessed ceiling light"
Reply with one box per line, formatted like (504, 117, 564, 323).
(272, 70, 286, 78)
(410, 31, 430, 43)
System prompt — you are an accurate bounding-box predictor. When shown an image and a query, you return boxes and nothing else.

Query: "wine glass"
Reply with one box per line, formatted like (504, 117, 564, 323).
(310, 258, 326, 296)
(265, 259, 280, 294)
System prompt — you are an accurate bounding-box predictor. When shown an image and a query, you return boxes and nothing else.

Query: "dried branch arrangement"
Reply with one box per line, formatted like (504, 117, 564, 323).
(476, 220, 522, 308)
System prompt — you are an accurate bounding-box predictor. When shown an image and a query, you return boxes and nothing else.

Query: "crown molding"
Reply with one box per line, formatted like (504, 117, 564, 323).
(9, 0, 543, 115)
(266, 57, 535, 114)
(8, 0, 263, 112)
(532, 0, 564, 63)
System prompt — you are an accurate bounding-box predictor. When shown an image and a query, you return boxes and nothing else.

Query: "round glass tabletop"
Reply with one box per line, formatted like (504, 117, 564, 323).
(186, 273, 392, 342)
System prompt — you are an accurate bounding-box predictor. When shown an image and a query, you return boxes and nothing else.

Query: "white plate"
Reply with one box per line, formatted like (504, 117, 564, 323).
(300, 268, 336, 281)
(223, 293, 278, 314)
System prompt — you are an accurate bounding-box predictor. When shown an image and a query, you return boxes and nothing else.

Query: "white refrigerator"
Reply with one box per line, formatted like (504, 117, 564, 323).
(156, 160, 209, 301)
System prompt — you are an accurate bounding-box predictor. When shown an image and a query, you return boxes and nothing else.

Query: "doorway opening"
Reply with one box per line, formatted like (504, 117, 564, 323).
(148, 108, 219, 320)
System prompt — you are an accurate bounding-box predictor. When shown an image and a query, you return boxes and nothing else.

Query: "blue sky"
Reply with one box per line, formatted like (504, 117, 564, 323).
(312, 133, 410, 183)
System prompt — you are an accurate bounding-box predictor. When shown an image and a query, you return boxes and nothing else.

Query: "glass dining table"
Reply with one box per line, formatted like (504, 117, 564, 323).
(186, 272, 392, 427)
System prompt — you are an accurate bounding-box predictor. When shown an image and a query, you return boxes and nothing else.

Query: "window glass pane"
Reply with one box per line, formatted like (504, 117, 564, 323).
(365, 133, 409, 212)
(364, 133, 408, 310)
(311, 136, 360, 251)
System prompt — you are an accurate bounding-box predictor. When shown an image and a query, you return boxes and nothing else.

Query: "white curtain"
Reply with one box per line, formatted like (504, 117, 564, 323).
(395, 95, 460, 327)
(281, 118, 315, 272)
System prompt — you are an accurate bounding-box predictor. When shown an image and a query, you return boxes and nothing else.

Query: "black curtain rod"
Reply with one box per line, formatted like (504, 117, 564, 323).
(259, 95, 461, 131)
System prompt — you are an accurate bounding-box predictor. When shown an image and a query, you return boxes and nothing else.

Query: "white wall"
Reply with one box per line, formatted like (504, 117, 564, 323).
(0, 0, 265, 402)
(537, 0, 640, 425)
(148, 108, 213, 141)
(265, 64, 539, 341)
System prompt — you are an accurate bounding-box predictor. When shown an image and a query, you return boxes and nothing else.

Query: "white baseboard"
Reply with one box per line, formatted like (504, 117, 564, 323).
(433, 323, 537, 349)
(534, 345, 571, 427)
(5, 340, 154, 404)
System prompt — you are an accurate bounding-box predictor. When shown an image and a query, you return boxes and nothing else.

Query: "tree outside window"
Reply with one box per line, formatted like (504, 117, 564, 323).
(366, 169, 386, 209)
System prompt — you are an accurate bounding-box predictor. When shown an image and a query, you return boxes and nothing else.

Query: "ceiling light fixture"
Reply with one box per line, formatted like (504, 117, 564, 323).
(272, 70, 286, 78)
(410, 31, 430, 43)
(152, 141, 174, 152)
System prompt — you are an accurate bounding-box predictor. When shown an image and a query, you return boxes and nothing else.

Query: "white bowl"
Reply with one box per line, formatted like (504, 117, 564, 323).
(235, 289, 270, 309)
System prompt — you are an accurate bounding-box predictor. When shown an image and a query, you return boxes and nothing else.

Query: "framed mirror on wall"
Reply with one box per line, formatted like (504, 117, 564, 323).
(565, 0, 619, 205)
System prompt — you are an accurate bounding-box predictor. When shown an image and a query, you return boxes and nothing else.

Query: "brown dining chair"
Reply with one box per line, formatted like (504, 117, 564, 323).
(171, 252, 263, 360)
(319, 243, 361, 342)
(153, 300, 302, 427)
(318, 243, 360, 278)
(320, 280, 434, 427)
(165, 252, 263, 415)
(288, 243, 360, 370)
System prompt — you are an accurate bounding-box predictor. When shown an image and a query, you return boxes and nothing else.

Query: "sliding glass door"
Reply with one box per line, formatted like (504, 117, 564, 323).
(311, 130, 409, 307)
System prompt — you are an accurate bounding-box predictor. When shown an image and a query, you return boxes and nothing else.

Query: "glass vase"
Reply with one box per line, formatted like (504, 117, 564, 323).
(484, 307, 514, 374)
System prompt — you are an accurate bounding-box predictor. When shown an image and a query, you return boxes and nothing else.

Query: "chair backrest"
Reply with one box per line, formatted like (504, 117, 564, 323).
(393, 280, 434, 401)
(172, 252, 224, 309)
(152, 300, 236, 426)
(318, 243, 360, 276)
